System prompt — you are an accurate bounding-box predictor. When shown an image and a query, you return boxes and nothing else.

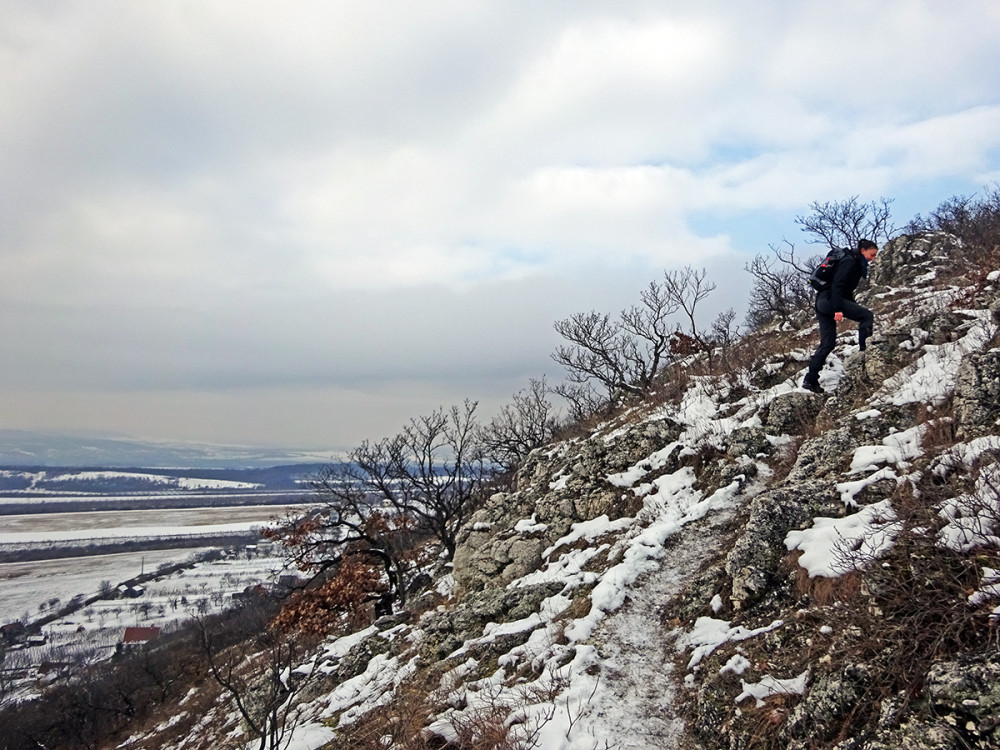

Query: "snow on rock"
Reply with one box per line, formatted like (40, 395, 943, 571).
(514, 514, 548, 533)
(720, 654, 752, 675)
(848, 424, 925, 474)
(785, 499, 903, 577)
(874, 310, 994, 406)
(836, 466, 901, 508)
(937, 462, 1000, 552)
(565, 475, 742, 644)
(139, 231, 1000, 750)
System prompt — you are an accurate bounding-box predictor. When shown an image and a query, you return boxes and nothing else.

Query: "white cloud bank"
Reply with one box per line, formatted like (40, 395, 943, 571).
(1, 0, 999, 449)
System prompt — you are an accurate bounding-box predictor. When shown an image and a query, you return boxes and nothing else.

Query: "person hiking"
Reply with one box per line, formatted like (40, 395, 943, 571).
(802, 239, 879, 394)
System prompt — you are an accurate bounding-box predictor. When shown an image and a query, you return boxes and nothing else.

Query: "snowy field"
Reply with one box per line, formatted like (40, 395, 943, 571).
(0, 545, 295, 626)
(2, 545, 295, 692)
(0, 491, 316, 678)
(0, 548, 213, 624)
(0, 503, 305, 542)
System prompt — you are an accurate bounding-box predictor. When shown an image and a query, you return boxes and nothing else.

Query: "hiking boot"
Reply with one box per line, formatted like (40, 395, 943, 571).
(801, 378, 824, 394)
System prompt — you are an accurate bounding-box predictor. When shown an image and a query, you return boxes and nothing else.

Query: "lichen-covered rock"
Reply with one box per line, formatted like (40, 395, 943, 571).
(868, 232, 958, 291)
(337, 634, 391, 681)
(954, 349, 1000, 439)
(454, 418, 682, 591)
(692, 669, 740, 746)
(925, 651, 1000, 737)
(452, 526, 547, 592)
(859, 331, 912, 385)
(418, 582, 564, 660)
(783, 664, 872, 743)
(725, 426, 770, 458)
(765, 392, 822, 436)
(725, 480, 838, 608)
(784, 426, 857, 484)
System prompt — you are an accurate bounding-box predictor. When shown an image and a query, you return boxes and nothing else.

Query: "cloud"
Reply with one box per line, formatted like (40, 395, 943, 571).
(2, 1, 1000, 449)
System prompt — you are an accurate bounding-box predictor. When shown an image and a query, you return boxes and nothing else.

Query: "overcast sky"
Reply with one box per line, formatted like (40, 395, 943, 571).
(2, 1, 999, 454)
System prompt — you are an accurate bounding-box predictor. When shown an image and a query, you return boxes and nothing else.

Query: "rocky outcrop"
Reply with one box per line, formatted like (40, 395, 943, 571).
(249, 231, 1000, 750)
(453, 417, 683, 591)
(764, 392, 822, 436)
(418, 581, 565, 660)
(868, 232, 960, 290)
(725, 480, 838, 608)
(954, 349, 1000, 439)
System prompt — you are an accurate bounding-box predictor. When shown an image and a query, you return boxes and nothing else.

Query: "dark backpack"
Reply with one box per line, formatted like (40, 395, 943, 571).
(807, 247, 847, 291)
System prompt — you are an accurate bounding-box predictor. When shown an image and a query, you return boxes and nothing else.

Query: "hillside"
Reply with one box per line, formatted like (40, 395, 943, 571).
(4, 230, 998, 750)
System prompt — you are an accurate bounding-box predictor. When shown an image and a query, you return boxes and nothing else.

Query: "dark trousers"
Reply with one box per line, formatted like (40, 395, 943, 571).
(805, 294, 874, 382)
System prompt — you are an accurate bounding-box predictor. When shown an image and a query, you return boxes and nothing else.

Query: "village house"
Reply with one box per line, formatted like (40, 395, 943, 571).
(119, 626, 161, 651)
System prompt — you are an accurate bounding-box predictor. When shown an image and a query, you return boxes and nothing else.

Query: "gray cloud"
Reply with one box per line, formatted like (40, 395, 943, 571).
(2, 0, 999, 451)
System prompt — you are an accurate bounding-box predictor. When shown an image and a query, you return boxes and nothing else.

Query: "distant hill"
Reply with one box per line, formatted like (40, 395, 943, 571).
(0, 429, 340, 469)
(0, 463, 333, 496)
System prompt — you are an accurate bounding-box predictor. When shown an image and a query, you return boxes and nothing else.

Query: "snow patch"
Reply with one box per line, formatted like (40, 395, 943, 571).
(736, 671, 809, 706)
(785, 500, 902, 577)
(676, 617, 783, 669)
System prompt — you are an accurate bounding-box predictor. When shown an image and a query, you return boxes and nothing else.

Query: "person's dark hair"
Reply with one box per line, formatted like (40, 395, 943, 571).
(858, 239, 878, 251)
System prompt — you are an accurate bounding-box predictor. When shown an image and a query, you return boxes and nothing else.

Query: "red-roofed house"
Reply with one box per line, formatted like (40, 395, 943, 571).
(121, 626, 160, 646)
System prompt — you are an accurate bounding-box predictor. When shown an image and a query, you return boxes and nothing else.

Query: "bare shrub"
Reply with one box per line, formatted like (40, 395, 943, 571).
(744, 243, 813, 330)
(552, 267, 716, 414)
(479, 378, 558, 474)
(906, 184, 1000, 269)
(800, 473, 1000, 742)
(337, 670, 561, 750)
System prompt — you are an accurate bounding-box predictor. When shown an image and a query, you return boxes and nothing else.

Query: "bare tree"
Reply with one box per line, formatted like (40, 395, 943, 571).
(551, 380, 607, 424)
(267, 402, 486, 613)
(266, 458, 418, 615)
(661, 266, 716, 352)
(795, 195, 895, 250)
(744, 242, 813, 329)
(381, 400, 486, 561)
(479, 378, 558, 473)
(552, 308, 658, 404)
(196, 609, 313, 750)
(551, 267, 716, 409)
(711, 308, 740, 352)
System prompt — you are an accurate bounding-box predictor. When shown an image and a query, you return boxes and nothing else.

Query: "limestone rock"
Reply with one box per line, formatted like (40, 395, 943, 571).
(784, 426, 857, 484)
(725, 480, 838, 608)
(783, 664, 872, 743)
(954, 349, 1000, 439)
(419, 582, 564, 660)
(765, 392, 822, 436)
(926, 651, 1000, 736)
(868, 232, 958, 291)
(454, 417, 682, 592)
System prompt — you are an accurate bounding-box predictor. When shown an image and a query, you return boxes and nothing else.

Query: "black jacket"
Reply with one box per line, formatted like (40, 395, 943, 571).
(820, 248, 869, 312)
